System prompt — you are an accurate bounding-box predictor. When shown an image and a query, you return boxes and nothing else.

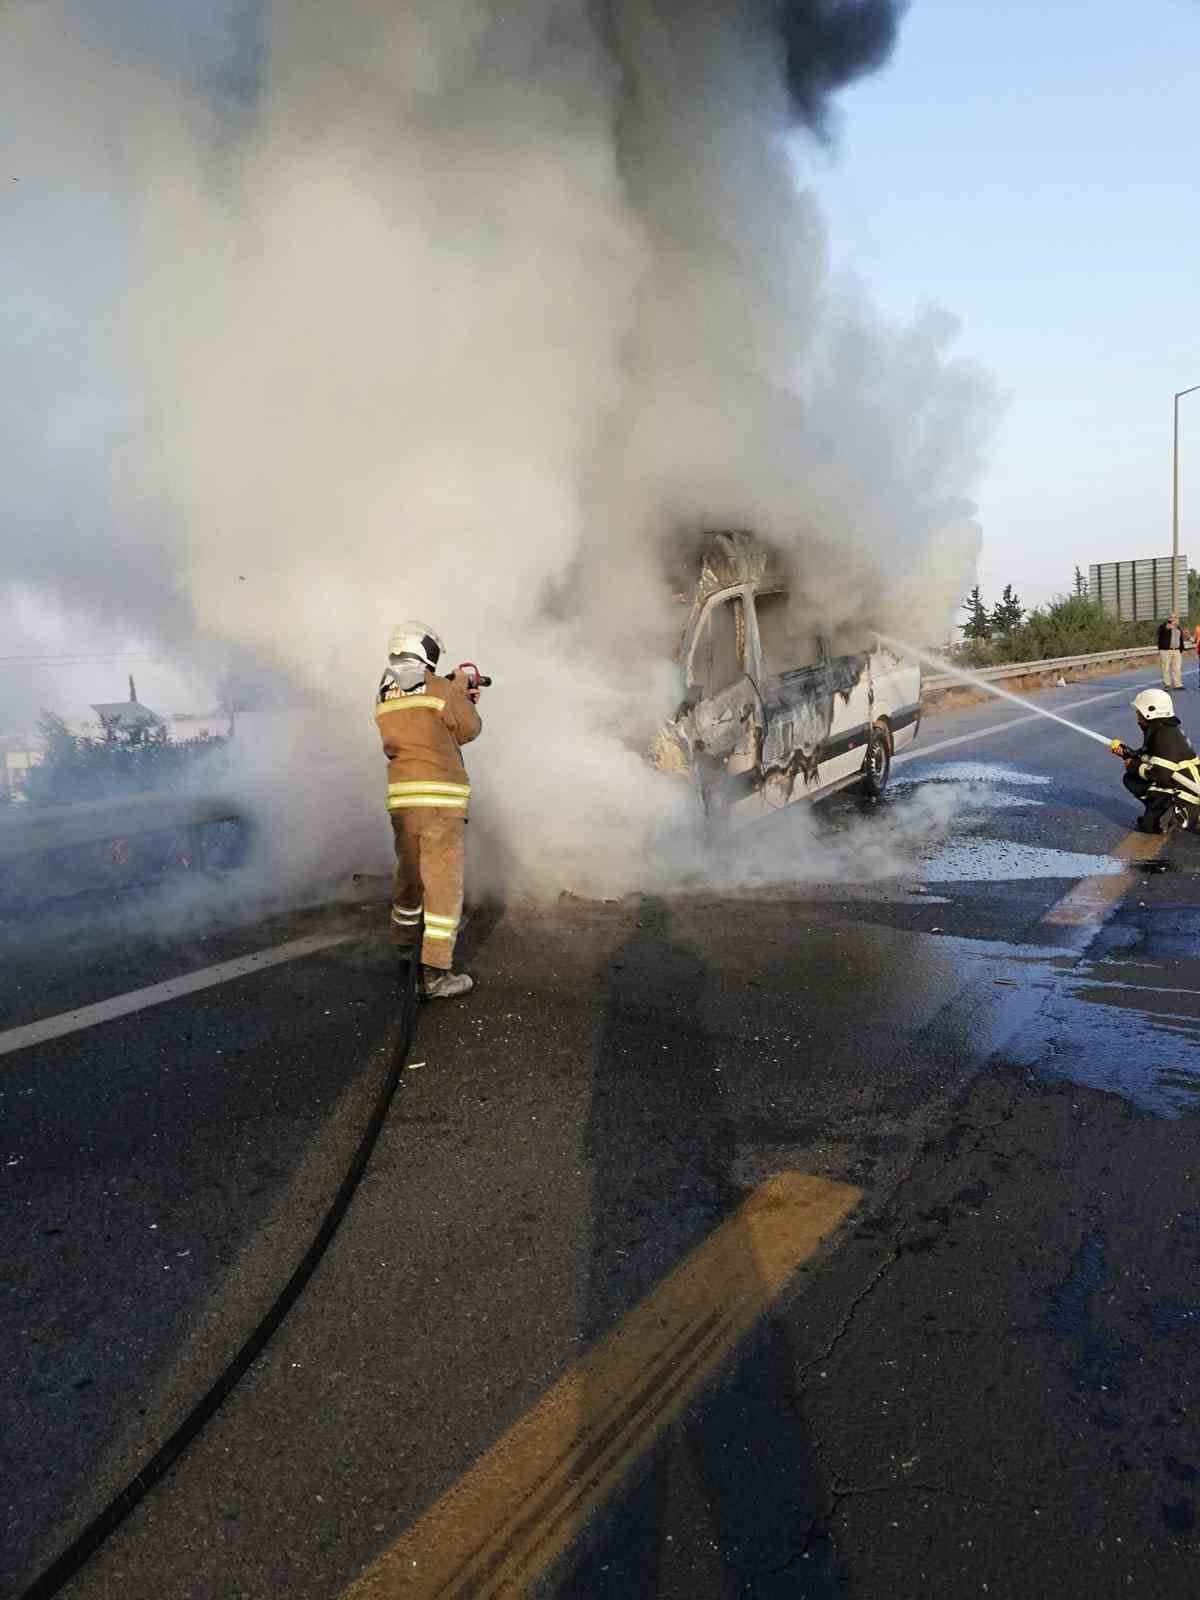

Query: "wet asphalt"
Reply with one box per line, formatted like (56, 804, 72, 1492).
(4, 665, 1200, 1598)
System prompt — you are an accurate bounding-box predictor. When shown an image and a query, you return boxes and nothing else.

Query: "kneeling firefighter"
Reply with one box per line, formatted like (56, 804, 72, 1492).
(1110, 688, 1200, 835)
(376, 622, 483, 999)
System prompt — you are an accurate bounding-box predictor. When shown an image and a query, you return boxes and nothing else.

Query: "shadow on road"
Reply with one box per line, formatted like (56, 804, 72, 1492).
(559, 897, 844, 1598)
(0, 938, 404, 1596)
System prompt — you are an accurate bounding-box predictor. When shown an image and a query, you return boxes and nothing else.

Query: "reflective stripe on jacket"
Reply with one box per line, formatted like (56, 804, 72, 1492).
(375, 668, 482, 814)
(1133, 717, 1200, 802)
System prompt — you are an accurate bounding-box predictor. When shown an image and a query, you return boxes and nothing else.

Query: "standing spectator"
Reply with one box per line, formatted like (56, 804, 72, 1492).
(1157, 612, 1185, 689)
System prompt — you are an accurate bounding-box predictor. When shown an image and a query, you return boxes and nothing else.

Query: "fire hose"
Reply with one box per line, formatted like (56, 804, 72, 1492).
(18, 957, 420, 1600)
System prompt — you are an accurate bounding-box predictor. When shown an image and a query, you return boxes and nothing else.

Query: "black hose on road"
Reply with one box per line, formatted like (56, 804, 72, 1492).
(19, 954, 420, 1600)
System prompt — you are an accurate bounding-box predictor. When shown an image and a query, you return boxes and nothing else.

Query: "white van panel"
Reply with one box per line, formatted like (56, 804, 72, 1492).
(820, 646, 874, 788)
(869, 645, 921, 751)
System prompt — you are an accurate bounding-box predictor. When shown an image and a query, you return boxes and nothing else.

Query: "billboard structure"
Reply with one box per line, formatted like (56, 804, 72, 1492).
(1088, 555, 1187, 622)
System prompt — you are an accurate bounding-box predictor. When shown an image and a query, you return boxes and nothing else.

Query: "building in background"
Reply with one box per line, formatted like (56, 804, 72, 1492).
(87, 673, 166, 742)
(1, 735, 42, 797)
(0, 672, 231, 803)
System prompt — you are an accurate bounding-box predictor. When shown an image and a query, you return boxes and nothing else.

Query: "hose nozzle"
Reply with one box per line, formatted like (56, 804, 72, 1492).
(1109, 738, 1124, 755)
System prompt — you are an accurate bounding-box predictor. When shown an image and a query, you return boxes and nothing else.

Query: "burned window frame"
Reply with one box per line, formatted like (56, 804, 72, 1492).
(753, 587, 823, 676)
(688, 590, 748, 699)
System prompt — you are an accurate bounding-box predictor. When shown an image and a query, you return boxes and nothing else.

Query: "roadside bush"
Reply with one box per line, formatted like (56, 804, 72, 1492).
(955, 597, 1158, 669)
(20, 713, 228, 807)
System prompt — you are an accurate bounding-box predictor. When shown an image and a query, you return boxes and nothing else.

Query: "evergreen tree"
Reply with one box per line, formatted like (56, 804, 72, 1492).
(991, 583, 1024, 634)
(961, 585, 992, 640)
(1073, 566, 1088, 598)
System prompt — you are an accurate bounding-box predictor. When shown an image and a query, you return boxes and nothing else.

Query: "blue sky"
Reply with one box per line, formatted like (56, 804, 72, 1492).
(809, 0, 1200, 612)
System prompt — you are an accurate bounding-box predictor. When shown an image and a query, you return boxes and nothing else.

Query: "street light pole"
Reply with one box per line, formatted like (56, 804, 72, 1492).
(1174, 383, 1200, 565)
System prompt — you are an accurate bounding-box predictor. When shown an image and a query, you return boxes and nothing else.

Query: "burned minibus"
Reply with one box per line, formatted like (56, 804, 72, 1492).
(652, 533, 921, 825)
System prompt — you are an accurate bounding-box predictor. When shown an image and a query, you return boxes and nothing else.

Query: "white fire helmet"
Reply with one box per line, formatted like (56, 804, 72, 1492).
(388, 621, 444, 672)
(1132, 688, 1174, 722)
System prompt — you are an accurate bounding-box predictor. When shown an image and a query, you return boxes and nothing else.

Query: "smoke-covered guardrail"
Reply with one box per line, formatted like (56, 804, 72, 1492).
(0, 645, 1165, 869)
(921, 645, 1160, 701)
(0, 790, 241, 868)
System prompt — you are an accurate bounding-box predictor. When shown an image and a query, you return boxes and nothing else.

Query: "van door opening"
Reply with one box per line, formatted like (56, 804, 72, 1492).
(689, 594, 763, 819)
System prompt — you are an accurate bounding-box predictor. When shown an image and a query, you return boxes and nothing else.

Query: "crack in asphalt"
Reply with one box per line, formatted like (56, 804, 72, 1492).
(769, 1087, 1028, 1595)
(798, 1241, 901, 1378)
(798, 1091, 1021, 1384)
(827, 1478, 1019, 1510)
(739, 1479, 1024, 1598)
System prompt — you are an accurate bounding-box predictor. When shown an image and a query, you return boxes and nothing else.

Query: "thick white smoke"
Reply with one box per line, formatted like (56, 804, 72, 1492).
(2, 0, 998, 899)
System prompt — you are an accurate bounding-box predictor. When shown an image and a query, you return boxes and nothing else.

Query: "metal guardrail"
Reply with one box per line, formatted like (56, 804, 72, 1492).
(0, 790, 241, 866)
(922, 645, 1159, 694)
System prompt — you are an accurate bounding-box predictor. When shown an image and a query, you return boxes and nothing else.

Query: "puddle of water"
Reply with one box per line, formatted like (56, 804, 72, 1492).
(957, 790, 1046, 811)
(926, 913, 1200, 1118)
(1000, 972, 1200, 1118)
(893, 766, 1051, 813)
(1042, 1231, 1142, 1392)
(905, 934, 1070, 1058)
(1044, 1230, 1108, 1338)
(920, 838, 1126, 884)
(905, 762, 1053, 787)
(904, 786, 1046, 814)
(1151, 1301, 1200, 1335)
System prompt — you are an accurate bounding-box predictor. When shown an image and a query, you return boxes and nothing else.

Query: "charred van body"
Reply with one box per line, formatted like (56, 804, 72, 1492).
(652, 533, 921, 824)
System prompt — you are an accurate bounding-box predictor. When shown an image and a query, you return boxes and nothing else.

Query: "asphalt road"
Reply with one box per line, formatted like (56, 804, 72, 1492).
(4, 665, 1200, 1599)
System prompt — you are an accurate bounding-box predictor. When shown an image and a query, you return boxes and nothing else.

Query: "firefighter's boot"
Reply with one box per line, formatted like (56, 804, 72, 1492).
(1162, 802, 1193, 838)
(421, 966, 473, 1001)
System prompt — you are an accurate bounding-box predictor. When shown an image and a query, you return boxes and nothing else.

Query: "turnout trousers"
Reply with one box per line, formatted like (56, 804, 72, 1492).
(1160, 649, 1183, 689)
(389, 811, 465, 970)
(1123, 769, 1200, 832)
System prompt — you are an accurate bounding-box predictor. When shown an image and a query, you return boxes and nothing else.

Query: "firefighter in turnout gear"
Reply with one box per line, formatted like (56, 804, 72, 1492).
(1110, 688, 1200, 836)
(376, 622, 482, 999)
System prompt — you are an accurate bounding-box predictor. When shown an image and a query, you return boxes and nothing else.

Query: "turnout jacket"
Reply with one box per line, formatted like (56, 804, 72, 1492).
(1130, 717, 1200, 805)
(375, 668, 482, 815)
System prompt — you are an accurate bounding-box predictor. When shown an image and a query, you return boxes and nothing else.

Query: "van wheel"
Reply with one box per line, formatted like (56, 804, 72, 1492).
(860, 722, 892, 797)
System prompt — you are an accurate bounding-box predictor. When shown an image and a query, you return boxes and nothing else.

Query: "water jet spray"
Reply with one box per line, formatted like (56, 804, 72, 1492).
(878, 635, 1117, 750)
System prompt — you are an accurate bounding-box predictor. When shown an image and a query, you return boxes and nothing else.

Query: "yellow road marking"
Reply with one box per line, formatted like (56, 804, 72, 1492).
(1042, 830, 1165, 926)
(341, 1172, 860, 1600)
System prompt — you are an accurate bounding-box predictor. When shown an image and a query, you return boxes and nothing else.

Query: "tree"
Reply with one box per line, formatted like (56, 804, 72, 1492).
(1073, 566, 1089, 598)
(960, 585, 992, 640)
(991, 584, 1024, 634)
(1188, 567, 1200, 625)
(22, 710, 226, 807)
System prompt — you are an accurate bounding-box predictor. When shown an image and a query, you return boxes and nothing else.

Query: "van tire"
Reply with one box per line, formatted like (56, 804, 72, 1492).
(860, 722, 892, 798)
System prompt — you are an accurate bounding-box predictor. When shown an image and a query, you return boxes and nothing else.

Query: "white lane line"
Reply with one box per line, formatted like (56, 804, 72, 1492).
(895, 681, 1157, 768)
(0, 931, 355, 1061)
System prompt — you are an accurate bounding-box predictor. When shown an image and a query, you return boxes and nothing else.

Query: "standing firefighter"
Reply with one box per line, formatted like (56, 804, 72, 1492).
(1110, 689, 1200, 836)
(376, 622, 482, 999)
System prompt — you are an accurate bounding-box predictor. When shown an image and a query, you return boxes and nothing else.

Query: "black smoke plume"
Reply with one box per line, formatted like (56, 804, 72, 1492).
(773, 0, 903, 130)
